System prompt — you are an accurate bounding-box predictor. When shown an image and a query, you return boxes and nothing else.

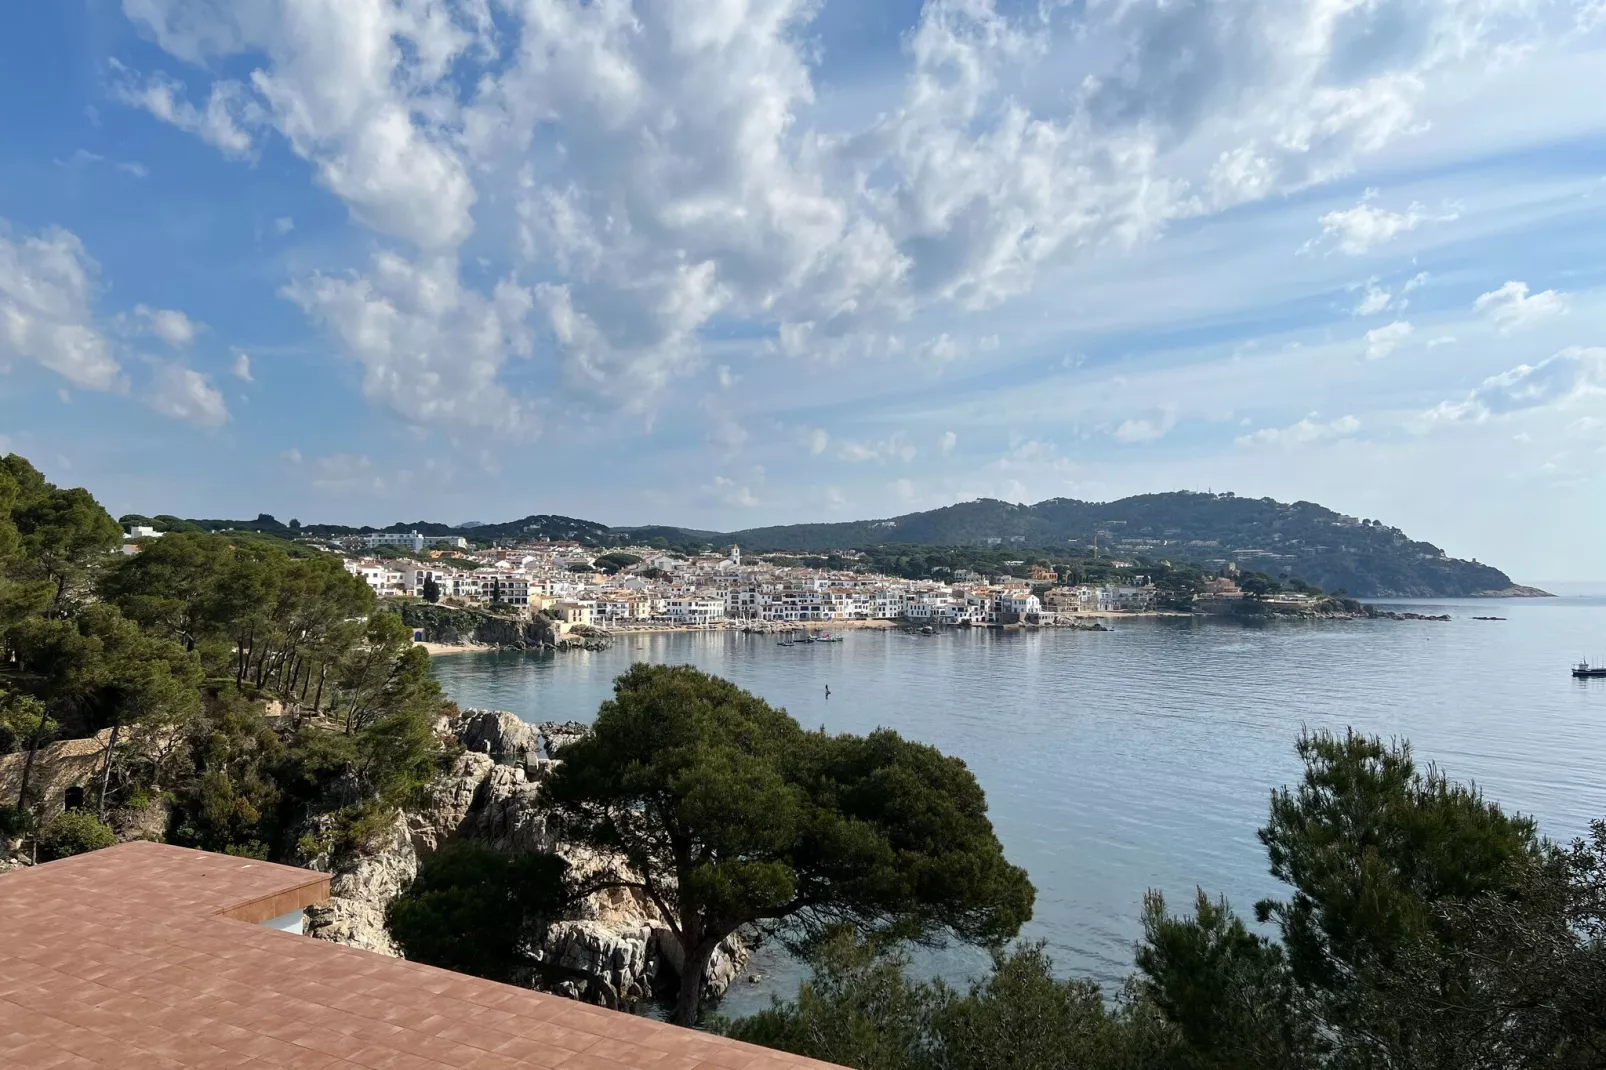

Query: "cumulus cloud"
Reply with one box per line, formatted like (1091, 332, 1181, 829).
(111, 67, 261, 161)
(1113, 407, 1178, 444)
(283, 252, 538, 437)
(1354, 283, 1393, 316)
(231, 348, 253, 382)
(839, 431, 917, 464)
(273, 216, 294, 235)
(118, 0, 1572, 432)
(705, 409, 749, 455)
(146, 361, 228, 427)
(1415, 348, 1606, 427)
(807, 428, 830, 456)
(0, 223, 123, 390)
(704, 475, 760, 509)
(939, 430, 958, 455)
(1237, 414, 1360, 447)
(1308, 190, 1459, 255)
(1364, 320, 1413, 360)
(283, 451, 389, 494)
(134, 304, 200, 347)
(1474, 281, 1568, 333)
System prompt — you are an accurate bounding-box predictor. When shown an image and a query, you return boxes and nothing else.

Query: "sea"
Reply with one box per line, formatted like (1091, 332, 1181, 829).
(429, 588, 1606, 1018)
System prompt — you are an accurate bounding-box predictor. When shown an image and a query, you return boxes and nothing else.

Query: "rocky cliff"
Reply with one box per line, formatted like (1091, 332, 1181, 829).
(304, 708, 746, 1010)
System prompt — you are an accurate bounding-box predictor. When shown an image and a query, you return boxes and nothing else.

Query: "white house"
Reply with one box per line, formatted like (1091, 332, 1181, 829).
(664, 597, 725, 626)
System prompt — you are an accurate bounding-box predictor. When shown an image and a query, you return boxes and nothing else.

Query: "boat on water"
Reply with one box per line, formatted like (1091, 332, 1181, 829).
(1573, 659, 1606, 678)
(778, 631, 844, 646)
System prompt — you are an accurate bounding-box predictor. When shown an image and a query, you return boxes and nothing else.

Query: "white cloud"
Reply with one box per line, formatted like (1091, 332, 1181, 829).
(1237, 414, 1360, 447)
(289, 452, 388, 494)
(893, 478, 918, 503)
(118, 0, 1577, 433)
(231, 348, 253, 382)
(807, 428, 830, 456)
(917, 333, 964, 367)
(1473, 280, 1568, 333)
(839, 431, 917, 464)
(1113, 407, 1178, 444)
(119, 3, 479, 249)
(1364, 320, 1414, 360)
(134, 304, 200, 347)
(112, 68, 261, 161)
(283, 252, 538, 436)
(1308, 190, 1459, 256)
(705, 475, 760, 508)
(939, 430, 958, 455)
(146, 361, 228, 427)
(1415, 347, 1606, 427)
(1354, 282, 1392, 316)
(273, 216, 294, 235)
(117, 161, 149, 178)
(0, 223, 123, 390)
(706, 409, 748, 455)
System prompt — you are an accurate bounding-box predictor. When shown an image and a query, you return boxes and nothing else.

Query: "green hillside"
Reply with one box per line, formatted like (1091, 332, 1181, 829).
(654, 493, 1532, 599)
(153, 492, 1534, 599)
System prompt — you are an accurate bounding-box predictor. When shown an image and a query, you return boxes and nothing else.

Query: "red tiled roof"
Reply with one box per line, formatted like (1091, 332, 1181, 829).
(0, 841, 839, 1070)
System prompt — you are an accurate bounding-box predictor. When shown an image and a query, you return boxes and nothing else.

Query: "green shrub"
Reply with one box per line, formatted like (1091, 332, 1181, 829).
(37, 811, 116, 860)
(0, 803, 27, 840)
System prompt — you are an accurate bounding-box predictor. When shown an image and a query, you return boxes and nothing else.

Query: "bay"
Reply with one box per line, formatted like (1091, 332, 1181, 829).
(429, 593, 1606, 1017)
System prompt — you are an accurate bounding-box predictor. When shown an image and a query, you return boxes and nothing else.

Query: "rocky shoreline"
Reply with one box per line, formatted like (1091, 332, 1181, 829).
(302, 708, 746, 1012)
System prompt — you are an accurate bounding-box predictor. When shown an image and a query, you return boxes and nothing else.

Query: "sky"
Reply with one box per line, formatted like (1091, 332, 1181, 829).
(2, 0, 1605, 581)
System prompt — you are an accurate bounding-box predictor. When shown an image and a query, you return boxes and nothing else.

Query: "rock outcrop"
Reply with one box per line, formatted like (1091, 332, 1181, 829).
(304, 710, 744, 1010)
(304, 810, 419, 957)
(535, 721, 589, 757)
(449, 709, 540, 763)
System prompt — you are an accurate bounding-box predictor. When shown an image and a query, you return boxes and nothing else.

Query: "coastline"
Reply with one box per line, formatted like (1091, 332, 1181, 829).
(415, 641, 487, 656)
(416, 604, 1445, 658)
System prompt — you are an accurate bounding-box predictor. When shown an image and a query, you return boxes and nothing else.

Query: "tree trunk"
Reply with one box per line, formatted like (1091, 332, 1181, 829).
(670, 938, 718, 1028)
(313, 663, 328, 712)
(97, 721, 122, 820)
(16, 725, 43, 811)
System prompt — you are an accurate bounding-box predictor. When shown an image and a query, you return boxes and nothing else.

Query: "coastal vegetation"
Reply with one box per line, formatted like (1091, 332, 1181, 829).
(547, 664, 1035, 1025)
(725, 731, 1606, 1068)
(127, 491, 1525, 600)
(5, 449, 1593, 1062)
(1, 454, 447, 862)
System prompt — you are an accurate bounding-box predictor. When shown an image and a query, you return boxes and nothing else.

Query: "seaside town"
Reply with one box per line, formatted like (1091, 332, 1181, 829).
(176, 527, 1319, 636)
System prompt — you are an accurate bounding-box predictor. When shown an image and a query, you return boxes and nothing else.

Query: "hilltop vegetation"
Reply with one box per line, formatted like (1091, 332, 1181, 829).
(129, 491, 1528, 599)
(3, 454, 448, 862)
(654, 494, 1529, 599)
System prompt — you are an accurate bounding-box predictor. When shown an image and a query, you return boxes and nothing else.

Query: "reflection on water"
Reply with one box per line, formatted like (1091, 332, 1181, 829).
(431, 597, 1606, 1016)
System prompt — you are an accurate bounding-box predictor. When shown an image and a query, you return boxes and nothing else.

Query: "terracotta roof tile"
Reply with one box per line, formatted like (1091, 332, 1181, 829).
(0, 842, 842, 1070)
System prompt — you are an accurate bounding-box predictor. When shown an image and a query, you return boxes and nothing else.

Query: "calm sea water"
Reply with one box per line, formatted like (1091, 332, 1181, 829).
(430, 594, 1606, 1016)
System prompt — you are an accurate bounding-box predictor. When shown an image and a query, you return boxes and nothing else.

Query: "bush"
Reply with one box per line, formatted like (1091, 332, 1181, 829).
(386, 843, 571, 983)
(37, 811, 116, 860)
(0, 803, 27, 840)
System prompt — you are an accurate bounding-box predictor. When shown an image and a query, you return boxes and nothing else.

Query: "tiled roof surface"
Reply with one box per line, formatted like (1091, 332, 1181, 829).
(0, 841, 838, 1070)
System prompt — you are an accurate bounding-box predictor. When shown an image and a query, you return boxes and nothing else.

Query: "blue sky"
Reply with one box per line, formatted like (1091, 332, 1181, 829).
(2, 1, 1606, 580)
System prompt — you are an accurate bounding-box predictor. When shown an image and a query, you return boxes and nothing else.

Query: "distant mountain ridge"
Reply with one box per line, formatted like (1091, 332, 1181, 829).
(151, 491, 1539, 599)
(623, 494, 1534, 599)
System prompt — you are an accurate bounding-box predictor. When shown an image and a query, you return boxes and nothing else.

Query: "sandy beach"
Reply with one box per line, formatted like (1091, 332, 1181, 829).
(415, 641, 490, 656)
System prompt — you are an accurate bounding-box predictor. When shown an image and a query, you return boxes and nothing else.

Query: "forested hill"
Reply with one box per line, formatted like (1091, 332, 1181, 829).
(684, 493, 1533, 599)
(144, 491, 1535, 599)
